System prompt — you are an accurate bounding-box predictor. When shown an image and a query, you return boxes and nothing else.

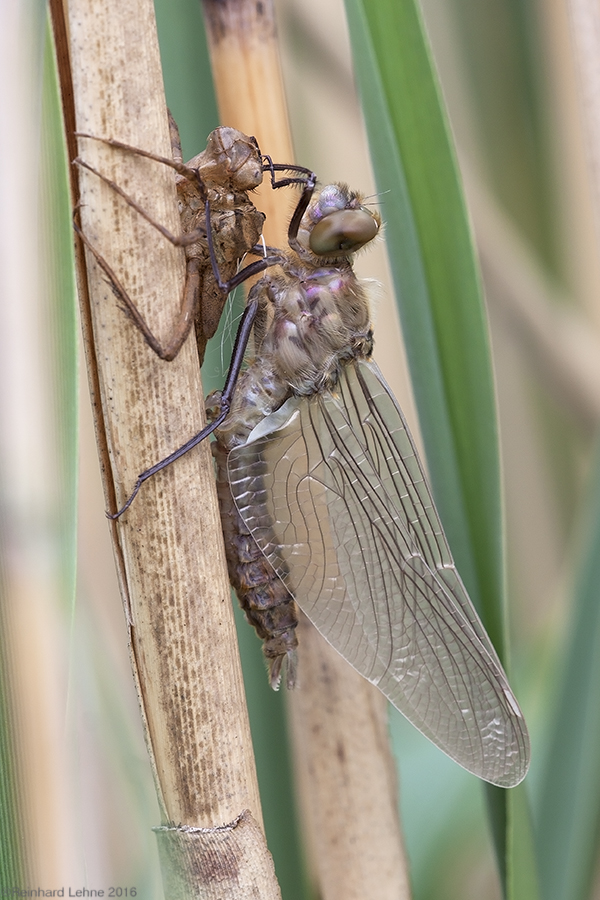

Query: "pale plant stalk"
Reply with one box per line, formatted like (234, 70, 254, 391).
(566, 0, 600, 250)
(201, 1, 411, 897)
(0, 4, 80, 883)
(60, 0, 281, 895)
(463, 165, 600, 430)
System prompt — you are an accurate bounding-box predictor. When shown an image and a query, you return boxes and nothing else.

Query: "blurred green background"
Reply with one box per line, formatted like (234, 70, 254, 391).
(2, 0, 600, 898)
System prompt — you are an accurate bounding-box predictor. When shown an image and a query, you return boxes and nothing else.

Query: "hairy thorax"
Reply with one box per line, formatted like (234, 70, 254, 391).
(259, 253, 373, 396)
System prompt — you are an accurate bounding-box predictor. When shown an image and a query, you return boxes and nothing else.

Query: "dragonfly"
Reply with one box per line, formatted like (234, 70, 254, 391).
(102, 145, 530, 788)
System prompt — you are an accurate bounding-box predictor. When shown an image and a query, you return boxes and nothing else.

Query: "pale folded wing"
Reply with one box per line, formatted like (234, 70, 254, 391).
(227, 359, 530, 787)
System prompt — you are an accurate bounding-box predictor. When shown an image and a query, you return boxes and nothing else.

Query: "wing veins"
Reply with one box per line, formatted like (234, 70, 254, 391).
(351, 364, 451, 566)
(304, 400, 391, 665)
(227, 360, 529, 784)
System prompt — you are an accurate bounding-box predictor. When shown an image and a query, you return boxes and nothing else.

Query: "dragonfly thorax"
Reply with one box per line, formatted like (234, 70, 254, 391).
(258, 261, 372, 395)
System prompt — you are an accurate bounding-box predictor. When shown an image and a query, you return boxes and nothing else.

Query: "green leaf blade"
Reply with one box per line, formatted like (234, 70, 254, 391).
(535, 441, 600, 900)
(343, 2, 539, 896)
(344, 0, 503, 653)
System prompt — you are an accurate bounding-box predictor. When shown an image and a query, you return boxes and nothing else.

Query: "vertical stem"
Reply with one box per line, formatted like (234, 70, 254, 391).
(566, 0, 600, 240)
(202, 0, 294, 244)
(290, 618, 412, 900)
(201, 2, 411, 896)
(56, 0, 281, 894)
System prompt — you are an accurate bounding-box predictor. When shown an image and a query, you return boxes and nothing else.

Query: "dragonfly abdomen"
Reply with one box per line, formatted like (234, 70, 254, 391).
(212, 438, 298, 689)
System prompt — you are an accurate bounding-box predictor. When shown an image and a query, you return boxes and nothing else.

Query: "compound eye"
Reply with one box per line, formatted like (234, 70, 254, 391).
(309, 209, 379, 256)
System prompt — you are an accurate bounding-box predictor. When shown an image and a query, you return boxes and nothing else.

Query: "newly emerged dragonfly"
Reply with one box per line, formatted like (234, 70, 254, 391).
(101, 144, 530, 788)
(207, 182, 529, 788)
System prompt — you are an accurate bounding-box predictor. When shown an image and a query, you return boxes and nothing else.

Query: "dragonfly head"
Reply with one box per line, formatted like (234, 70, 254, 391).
(302, 184, 381, 258)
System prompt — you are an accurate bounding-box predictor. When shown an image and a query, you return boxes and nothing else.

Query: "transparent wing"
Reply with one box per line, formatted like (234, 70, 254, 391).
(227, 360, 530, 786)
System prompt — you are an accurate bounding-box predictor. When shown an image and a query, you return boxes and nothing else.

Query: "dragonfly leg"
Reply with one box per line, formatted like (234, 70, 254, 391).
(261, 157, 316, 190)
(109, 294, 261, 518)
(288, 177, 317, 248)
(260, 156, 319, 254)
(260, 157, 317, 245)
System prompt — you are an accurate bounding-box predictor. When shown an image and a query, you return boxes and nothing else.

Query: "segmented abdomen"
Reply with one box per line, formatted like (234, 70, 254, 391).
(209, 358, 299, 689)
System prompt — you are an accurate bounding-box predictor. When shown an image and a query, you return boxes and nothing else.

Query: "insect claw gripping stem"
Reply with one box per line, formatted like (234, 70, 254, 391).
(75, 132, 208, 196)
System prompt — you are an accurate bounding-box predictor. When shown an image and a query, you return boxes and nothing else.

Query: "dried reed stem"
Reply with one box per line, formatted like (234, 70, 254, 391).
(60, 0, 281, 894)
(290, 617, 412, 900)
(566, 0, 600, 237)
(201, 1, 411, 897)
(202, 0, 295, 245)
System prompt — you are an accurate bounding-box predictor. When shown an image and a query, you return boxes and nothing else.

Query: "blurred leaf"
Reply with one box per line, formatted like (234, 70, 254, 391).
(447, 0, 558, 274)
(0, 11, 78, 886)
(507, 784, 540, 900)
(343, 1, 537, 896)
(343, 0, 503, 651)
(41, 17, 79, 606)
(154, 0, 218, 157)
(535, 440, 600, 900)
(0, 560, 28, 888)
